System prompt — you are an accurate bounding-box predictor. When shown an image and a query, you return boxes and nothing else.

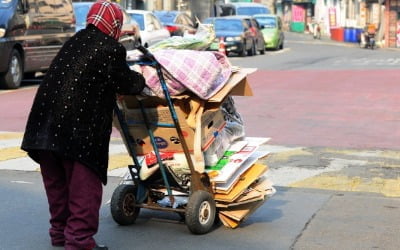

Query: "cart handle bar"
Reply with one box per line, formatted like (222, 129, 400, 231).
(136, 45, 156, 62)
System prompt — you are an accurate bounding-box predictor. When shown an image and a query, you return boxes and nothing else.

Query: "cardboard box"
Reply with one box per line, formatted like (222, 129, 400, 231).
(175, 67, 256, 102)
(207, 68, 255, 102)
(123, 103, 225, 155)
(200, 108, 226, 150)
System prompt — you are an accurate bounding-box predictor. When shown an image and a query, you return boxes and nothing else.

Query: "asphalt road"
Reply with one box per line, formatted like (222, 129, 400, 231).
(2, 170, 399, 250)
(1, 32, 400, 249)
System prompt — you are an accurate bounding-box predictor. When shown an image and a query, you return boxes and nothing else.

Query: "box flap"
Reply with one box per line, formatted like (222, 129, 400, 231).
(171, 67, 256, 102)
(207, 67, 256, 102)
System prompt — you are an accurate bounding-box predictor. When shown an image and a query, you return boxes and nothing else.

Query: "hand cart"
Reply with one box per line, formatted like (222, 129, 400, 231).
(110, 46, 216, 234)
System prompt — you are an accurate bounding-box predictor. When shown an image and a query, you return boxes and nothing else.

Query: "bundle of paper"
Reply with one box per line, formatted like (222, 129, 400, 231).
(205, 137, 275, 229)
(206, 137, 270, 183)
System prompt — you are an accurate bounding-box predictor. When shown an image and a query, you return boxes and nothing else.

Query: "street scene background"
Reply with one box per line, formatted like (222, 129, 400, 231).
(1, 32, 400, 249)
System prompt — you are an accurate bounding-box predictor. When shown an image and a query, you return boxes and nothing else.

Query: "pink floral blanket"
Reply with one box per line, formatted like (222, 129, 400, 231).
(140, 49, 232, 100)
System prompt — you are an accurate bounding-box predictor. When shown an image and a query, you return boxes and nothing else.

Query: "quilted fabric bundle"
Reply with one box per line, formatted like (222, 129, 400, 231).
(140, 49, 232, 100)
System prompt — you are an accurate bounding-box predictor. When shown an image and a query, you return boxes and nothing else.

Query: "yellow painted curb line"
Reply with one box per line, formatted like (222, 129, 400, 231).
(0, 147, 27, 161)
(108, 153, 133, 171)
(267, 148, 312, 162)
(290, 175, 400, 197)
(0, 132, 24, 140)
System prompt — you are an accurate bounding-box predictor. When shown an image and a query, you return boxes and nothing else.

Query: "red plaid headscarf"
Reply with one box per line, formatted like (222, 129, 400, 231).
(86, 0, 123, 40)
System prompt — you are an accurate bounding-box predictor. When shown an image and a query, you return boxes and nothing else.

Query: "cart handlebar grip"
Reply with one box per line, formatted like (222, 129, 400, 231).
(136, 45, 156, 62)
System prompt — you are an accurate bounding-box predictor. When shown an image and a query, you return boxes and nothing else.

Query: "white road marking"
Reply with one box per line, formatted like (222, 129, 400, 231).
(10, 180, 34, 184)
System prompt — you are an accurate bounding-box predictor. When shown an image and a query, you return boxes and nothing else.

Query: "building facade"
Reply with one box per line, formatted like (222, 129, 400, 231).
(385, 0, 400, 48)
(275, 0, 400, 48)
(78, 0, 398, 48)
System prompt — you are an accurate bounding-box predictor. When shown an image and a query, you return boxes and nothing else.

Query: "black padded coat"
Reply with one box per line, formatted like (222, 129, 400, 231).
(21, 25, 145, 184)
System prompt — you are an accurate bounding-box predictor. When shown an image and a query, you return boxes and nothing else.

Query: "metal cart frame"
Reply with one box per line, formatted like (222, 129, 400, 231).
(110, 46, 216, 234)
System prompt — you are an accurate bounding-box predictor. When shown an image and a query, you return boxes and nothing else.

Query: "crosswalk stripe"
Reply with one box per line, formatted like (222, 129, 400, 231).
(290, 175, 400, 197)
(0, 147, 28, 161)
(108, 153, 133, 171)
(0, 132, 130, 176)
(0, 157, 39, 171)
(0, 131, 24, 140)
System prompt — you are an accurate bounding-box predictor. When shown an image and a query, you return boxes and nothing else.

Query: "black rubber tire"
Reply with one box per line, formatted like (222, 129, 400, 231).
(23, 72, 36, 79)
(185, 190, 216, 235)
(259, 44, 265, 55)
(134, 38, 142, 49)
(247, 41, 255, 56)
(253, 42, 257, 55)
(110, 184, 140, 226)
(239, 42, 247, 57)
(0, 49, 23, 89)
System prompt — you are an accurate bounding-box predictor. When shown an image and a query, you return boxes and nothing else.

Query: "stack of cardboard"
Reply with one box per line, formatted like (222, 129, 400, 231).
(206, 137, 275, 229)
(114, 67, 257, 177)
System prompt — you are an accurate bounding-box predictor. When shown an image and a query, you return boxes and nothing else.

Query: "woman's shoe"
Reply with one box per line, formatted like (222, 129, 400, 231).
(92, 244, 108, 250)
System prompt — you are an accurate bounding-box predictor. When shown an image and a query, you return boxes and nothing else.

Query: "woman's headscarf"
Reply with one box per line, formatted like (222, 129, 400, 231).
(86, 0, 123, 40)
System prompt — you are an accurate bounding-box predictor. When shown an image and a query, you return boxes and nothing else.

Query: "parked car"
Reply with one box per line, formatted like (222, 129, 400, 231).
(73, 2, 141, 50)
(241, 15, 265, 55)
(126, 10, 170, 47)
(220, 2, 270, 16)
(0, 0, 76, 89)
(153, 10, 196, 36)
(204, 16, 256, 57)
(254, 14, 284, 50)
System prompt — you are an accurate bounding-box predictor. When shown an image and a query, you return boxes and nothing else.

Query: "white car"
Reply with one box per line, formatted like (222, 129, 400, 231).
(126, 10, 170, 47)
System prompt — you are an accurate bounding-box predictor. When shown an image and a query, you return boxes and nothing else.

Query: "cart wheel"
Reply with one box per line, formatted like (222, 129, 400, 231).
(185, 190, 216, 234)
(110, 184, 140, 225)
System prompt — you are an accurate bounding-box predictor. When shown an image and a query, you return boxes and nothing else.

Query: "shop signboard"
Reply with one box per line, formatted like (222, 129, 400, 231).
(292, 5, 305, 22)
(328, 7, 337, 28)
(360, 2, 366, 27)
(389, 10, 398, 47)
(397, 21, 400, 47)
(371, 3, 380, 25)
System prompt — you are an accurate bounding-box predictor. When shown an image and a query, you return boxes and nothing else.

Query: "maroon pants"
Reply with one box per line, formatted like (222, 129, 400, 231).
(38, 151, 102, 250)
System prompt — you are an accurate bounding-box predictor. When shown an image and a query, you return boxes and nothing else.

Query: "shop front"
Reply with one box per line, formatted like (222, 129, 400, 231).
(289, 0, 314, 32)
(385, 0, 400, 47)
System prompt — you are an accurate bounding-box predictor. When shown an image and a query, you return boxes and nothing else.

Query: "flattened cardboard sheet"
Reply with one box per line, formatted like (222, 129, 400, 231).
(213, 163, 268, 202)
(219, 198, 266, 222)
(219, 213, 240, 229)
(216, 178, 274, 208)
(214, 151, 270, 194)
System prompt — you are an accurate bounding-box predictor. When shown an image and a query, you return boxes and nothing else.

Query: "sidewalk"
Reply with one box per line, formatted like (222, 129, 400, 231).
(287, 30, 359, 47)
(287, 30, 400, 51)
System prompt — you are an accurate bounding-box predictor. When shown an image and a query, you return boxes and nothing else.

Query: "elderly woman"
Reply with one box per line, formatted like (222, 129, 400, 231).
(21, 1, 145, 249)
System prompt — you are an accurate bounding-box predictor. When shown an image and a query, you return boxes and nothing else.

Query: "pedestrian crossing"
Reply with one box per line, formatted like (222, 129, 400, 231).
(0, 131, 131, 177)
